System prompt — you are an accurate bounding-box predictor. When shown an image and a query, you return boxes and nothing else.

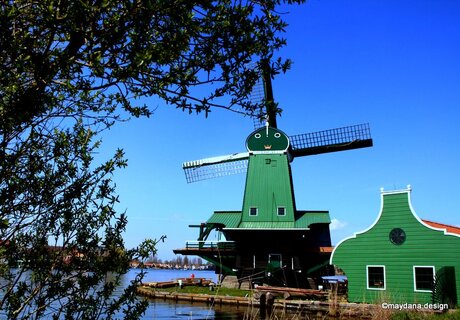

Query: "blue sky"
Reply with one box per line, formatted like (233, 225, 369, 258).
(99, 0, 460, 259)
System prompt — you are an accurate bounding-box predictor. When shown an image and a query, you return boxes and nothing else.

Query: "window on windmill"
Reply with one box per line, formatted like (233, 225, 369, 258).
(367, 265, 386, 290)
(277, 207, 286, 216)
(249, 207, 258, 216)
(265, 159, 277, 166)
(414, 266, 435, 292)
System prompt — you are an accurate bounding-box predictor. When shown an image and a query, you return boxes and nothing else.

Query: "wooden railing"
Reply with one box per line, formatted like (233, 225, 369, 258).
(184, 241, 236, 250)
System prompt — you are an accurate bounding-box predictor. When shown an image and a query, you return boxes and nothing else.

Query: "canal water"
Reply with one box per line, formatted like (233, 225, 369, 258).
(1, 269, 348, 319)
(0, 269, 245, 319)
(122, 269, 247, 319)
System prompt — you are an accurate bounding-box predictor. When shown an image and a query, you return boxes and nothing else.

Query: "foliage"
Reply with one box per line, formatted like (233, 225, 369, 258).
(0, 0, 305, 318)
(1, 0, 304, 125)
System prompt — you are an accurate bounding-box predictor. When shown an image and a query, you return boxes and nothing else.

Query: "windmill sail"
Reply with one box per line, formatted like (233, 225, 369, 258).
(250, 78, 266, 130)
(247, 59, 277, 129)
(289, 123, 373, 157)
(183, 123, 372, 183)
(248, 64, 266, 130)
(183, 152, 249, 183)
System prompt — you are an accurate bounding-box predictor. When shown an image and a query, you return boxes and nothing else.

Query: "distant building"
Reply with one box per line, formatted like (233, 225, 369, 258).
(331, 187, 459, 307)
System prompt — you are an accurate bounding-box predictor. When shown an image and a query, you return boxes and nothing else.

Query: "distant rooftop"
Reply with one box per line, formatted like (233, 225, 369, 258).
(422, 219, 460, 236)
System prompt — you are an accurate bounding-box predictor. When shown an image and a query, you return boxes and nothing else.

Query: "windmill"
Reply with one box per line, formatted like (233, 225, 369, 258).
(183, 122, 372, 184)
(174, 60, 373, 288)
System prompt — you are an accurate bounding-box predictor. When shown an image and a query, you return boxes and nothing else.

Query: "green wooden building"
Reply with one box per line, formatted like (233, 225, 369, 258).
(330, 186, 460, 307)
(174, 123, 373, 288)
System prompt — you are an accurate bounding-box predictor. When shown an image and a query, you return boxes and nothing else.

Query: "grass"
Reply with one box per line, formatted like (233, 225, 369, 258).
(390, 310, 460, 320)
(148, 284, 252, 297)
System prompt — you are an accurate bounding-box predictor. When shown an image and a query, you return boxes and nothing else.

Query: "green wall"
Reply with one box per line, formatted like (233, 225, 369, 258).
(241, 154, 295, 224)
(331, 189, 460, 305)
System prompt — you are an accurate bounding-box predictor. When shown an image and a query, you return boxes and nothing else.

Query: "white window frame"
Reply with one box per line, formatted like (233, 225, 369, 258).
(413, 266, 435, 292)
(277, 206, 286, 216)
(268, 253, 282, 265)
(249, 207, 258, 216)
(366, 265, 386, 290)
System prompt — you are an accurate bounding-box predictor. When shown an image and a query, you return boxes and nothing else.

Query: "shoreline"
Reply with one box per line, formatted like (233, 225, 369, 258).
(137, 286, 251, 307)
(136, 284, 459, 319)
(136, 285, 381, 318)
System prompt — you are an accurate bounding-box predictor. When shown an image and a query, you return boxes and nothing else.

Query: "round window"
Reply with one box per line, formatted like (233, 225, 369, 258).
(389, 228, 406, 245)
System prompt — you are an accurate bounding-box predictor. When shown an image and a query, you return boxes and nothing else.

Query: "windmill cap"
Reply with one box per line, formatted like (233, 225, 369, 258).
(246, 127, 290, 153)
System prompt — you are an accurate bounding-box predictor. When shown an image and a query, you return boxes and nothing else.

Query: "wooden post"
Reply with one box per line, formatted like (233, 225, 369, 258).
(259, 292, 275, 319)
(259, 293, 266, 319)
(266, 292, 275, 319)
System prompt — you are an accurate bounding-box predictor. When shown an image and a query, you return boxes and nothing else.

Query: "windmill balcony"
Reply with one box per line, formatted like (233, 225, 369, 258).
(173, 241, 236, 256)
(185, 241, 236, 251)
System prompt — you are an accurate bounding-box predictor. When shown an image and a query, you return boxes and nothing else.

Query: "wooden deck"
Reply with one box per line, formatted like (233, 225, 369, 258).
(255, 285, 329, 300)
(141, 277, 213, 289)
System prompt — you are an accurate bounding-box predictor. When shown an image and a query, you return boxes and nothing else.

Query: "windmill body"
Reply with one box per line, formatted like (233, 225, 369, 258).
(174, 123, 373, 288)
(242, 126, 295, 226)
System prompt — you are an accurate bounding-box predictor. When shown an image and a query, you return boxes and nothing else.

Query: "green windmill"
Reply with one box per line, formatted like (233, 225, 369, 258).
(174, 63, 373, 288)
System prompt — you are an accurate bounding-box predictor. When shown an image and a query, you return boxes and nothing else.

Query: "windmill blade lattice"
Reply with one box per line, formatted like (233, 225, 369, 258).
(289, 123, 373, 157)
(183, 153, 249, 183)
(250, 76, 266, 130)
(244, 61, 269, 130)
